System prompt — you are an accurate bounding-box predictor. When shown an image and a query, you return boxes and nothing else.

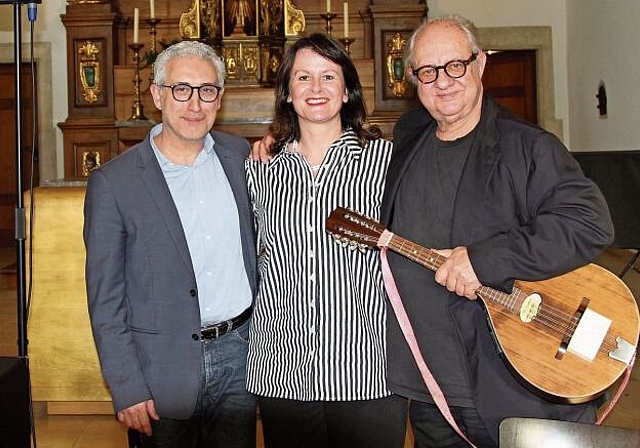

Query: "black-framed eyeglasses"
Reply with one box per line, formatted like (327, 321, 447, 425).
(412, 53, 478, 85)
(158, 83, 222, 103)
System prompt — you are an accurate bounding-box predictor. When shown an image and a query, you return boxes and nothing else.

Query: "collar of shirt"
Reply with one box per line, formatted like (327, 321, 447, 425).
(269, 128, 363, 169)
(149, 123, 215, 170)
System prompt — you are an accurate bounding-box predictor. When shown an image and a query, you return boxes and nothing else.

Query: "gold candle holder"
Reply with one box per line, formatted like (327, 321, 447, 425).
(145, 18, 161, 84)
(145, 18, 161, 56)
(128, 43, 148, 121)
(320, 12, 337, 36)
(339, 37, 355, 56)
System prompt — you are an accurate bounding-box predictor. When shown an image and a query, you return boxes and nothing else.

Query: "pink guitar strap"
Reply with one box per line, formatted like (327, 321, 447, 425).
(377, 229, 477, 447)
(596, 351, 635, 425)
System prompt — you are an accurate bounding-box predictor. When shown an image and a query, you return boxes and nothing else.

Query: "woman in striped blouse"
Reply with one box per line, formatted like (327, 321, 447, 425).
(245, 33, 407, 448)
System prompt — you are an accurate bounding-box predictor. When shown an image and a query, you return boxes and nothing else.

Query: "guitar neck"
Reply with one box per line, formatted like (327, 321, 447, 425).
(386, 233, 522, 313)
(387, 234, 444, 272)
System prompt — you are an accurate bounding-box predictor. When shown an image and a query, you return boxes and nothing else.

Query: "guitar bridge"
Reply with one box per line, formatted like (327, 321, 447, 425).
(609, 337, 636, 365)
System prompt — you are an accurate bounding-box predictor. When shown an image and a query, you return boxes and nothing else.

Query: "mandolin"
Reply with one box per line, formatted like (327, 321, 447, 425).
(326, 206, 639, 404)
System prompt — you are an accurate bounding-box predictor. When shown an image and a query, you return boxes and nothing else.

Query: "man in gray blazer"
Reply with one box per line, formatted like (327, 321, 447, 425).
(84, 41, 257, 448)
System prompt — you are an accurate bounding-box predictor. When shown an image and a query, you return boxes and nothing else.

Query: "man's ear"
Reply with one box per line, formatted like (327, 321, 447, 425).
(150, 83, 163, 110)
(476, 51, 487, 78)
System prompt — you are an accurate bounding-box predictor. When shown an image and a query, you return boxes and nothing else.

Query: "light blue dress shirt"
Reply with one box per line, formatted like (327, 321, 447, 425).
(150, 124, 252, 324)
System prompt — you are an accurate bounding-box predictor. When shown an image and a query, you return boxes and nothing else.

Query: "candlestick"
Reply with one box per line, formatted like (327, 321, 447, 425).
(326, 0, 331, 12)
(320, 12, 337, 36)
(343, 2, 349, 38)
(145, 18, 161, 56)
(133, 8, 140, 44)
(128, 43, 148, 121)
(145, 17, 161, 84)
(150, 0, 155, 19)
(339, 37, 355, 56)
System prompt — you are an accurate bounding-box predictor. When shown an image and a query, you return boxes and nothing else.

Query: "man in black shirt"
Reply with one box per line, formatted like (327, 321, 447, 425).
(381, 14, 614, 447)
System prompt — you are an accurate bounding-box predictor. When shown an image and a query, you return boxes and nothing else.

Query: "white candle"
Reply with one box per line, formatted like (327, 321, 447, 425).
(133, 8, 139, 43)
(326, 0, 331, 13)
(150, 0, 155, 19)
(343, 2, 349, 38)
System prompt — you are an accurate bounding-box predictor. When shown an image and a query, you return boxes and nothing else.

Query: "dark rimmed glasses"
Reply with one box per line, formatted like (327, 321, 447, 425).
(158, 83, 223, 103)
(412, 53, 478, 85)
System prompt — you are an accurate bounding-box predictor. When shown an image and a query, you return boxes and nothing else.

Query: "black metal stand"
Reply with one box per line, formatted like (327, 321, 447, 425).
(0, 1, 42, 446)
(2, 0, 41, 366)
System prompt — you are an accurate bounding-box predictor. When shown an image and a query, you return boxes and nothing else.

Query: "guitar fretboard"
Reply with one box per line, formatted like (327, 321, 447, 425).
(387, 233, 524, 313)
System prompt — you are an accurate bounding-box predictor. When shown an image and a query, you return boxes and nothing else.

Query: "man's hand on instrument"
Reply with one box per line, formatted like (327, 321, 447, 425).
(250, 134, 275, 162)
(117, 399, 160, 436)
(433, 247, 481, 300)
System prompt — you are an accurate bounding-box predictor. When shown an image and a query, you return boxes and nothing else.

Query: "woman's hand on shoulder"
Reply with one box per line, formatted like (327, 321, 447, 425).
(250, 134, 275, 163)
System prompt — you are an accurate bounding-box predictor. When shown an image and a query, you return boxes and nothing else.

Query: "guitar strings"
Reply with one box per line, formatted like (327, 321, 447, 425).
(336, 229, 617, 356)
(392, 238, 618, 355)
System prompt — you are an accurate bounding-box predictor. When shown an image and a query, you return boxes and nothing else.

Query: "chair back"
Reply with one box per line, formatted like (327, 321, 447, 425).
(499, 417, 640, 448)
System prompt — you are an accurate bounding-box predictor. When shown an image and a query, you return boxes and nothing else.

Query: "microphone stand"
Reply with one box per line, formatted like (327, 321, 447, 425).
(0, 0, 42, 446)
(0, 0, 41, 363)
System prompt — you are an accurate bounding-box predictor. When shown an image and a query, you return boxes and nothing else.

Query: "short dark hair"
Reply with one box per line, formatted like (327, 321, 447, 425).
(269, 33, 379, 153)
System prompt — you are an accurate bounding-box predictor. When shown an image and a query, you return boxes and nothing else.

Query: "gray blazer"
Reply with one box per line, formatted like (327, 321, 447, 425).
(83, 131, 257, 418)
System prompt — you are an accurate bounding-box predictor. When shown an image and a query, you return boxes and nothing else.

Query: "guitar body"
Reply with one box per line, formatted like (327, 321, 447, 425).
(484, 263, 639, 403)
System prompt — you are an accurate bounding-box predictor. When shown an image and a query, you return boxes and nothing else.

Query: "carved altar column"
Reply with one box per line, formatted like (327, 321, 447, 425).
(369, 1, 424, 112)
(58, 1, 121, 180)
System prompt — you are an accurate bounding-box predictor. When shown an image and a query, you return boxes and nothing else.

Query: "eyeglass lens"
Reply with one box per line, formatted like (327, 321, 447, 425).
(414, 53, 477, 84)
(166, 84, 221, 102)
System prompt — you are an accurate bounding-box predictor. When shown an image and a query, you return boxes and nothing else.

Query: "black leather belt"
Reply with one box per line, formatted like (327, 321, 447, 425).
(200, 307, 252, 340)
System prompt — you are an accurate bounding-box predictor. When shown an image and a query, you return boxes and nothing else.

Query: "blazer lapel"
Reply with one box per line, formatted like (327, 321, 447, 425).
(382, 115, 435, 225)
(137, 141, 196, 279)
(215, 145, 251, 219)
(212, 137, 258, 296)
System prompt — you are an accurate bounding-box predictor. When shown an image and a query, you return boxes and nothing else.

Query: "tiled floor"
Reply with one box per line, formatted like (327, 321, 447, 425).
(1, 246, 638, 447)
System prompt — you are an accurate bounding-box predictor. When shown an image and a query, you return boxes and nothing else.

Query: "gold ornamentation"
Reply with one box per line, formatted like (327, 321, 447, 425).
(78, 41, 101, 104)
(201, 0, 222, 37)
(284, 0, 305, 36)
(180, 0, 201, 39)
(81, 150, 101, 176)
(269, 53, 279, 74)
(223, 42, 260, 83)
(261, 0, 284, 35)
(224, 46, 239, 80)
(386, 33, 410, 98)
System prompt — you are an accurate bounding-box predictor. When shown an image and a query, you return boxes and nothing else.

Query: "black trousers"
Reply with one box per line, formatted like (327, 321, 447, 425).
(408, 400, 495, 448)
(258, 394, 407, 448)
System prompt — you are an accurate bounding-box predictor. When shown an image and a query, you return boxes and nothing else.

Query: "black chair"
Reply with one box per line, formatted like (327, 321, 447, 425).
(499, 417, 640, 447)
(573, 150, 640, 278)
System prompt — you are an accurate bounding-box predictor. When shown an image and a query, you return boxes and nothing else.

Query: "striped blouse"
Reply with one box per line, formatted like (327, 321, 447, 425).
(245, 130, 393, 401)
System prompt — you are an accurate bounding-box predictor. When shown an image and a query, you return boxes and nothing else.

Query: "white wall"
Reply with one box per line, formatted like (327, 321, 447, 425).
(427, 0, 569, 143)
(567, 0, 640, 152)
